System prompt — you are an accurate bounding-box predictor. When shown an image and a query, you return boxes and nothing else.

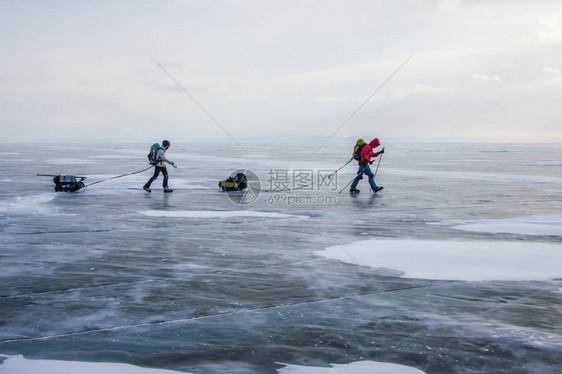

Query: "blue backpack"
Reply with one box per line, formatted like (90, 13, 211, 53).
(147, 143, 160, 165)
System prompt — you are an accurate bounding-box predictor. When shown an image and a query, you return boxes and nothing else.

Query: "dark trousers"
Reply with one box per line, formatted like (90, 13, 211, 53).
(145, 166, 168, 189)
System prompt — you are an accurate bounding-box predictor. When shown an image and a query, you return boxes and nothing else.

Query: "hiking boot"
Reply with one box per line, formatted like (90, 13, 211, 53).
(373, 186, 384, 193)
(163, 188, 174, 193)
(143, 186, 151, 193)
(350, 188, 360, 193)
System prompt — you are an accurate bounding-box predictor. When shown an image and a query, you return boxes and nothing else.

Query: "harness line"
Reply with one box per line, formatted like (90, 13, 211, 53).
(254, 158, 354, 193)
(86, 166, 154, 188)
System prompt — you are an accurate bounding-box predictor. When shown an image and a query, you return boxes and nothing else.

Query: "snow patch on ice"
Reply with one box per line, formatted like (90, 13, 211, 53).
(443, 215, 562, 237)
(141, 210, 307, 219)
(535, 160, 562, 166)
(0, 193, 56, 214)
(316, 240, 562, 281)
(277, 360, 425, 374)
(0, 355, 191, 374)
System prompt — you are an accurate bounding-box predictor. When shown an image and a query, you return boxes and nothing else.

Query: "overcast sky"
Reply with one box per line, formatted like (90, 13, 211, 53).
(1, 0, 561, 143)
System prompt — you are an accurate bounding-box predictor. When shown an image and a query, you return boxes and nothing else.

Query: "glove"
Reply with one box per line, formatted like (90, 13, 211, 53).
(369, 161, 373, 165)
(172, 162, 177, 169)
(380, 148, 385, 154)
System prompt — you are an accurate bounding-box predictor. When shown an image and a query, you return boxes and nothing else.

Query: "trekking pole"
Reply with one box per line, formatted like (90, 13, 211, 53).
(338, 176, 356, 194)
(335, 157, 354, 173)
(338, 164, 369, 194)
(326, 157, 353, 182)
(373, 151, 384, 179)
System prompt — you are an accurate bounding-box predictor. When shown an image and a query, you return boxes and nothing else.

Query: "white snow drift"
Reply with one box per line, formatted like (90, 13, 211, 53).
(316, 239, 562, 281)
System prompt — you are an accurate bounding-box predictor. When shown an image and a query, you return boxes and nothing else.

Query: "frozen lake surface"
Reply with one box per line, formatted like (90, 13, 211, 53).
(1, 142, 561, 373)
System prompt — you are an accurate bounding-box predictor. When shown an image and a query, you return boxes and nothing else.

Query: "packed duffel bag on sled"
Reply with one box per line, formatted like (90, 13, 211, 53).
(53, 175, 86, 192)
(218, 173, 248, 191)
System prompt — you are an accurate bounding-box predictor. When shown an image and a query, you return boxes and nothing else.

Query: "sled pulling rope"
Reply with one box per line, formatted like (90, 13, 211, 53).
(37, 166, 154, 192)
(254, 158, 354, 193)
(85, 166, 154, 187)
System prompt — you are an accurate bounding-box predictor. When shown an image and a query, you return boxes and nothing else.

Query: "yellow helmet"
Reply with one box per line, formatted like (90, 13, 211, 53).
(356, 138, 366, 145)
